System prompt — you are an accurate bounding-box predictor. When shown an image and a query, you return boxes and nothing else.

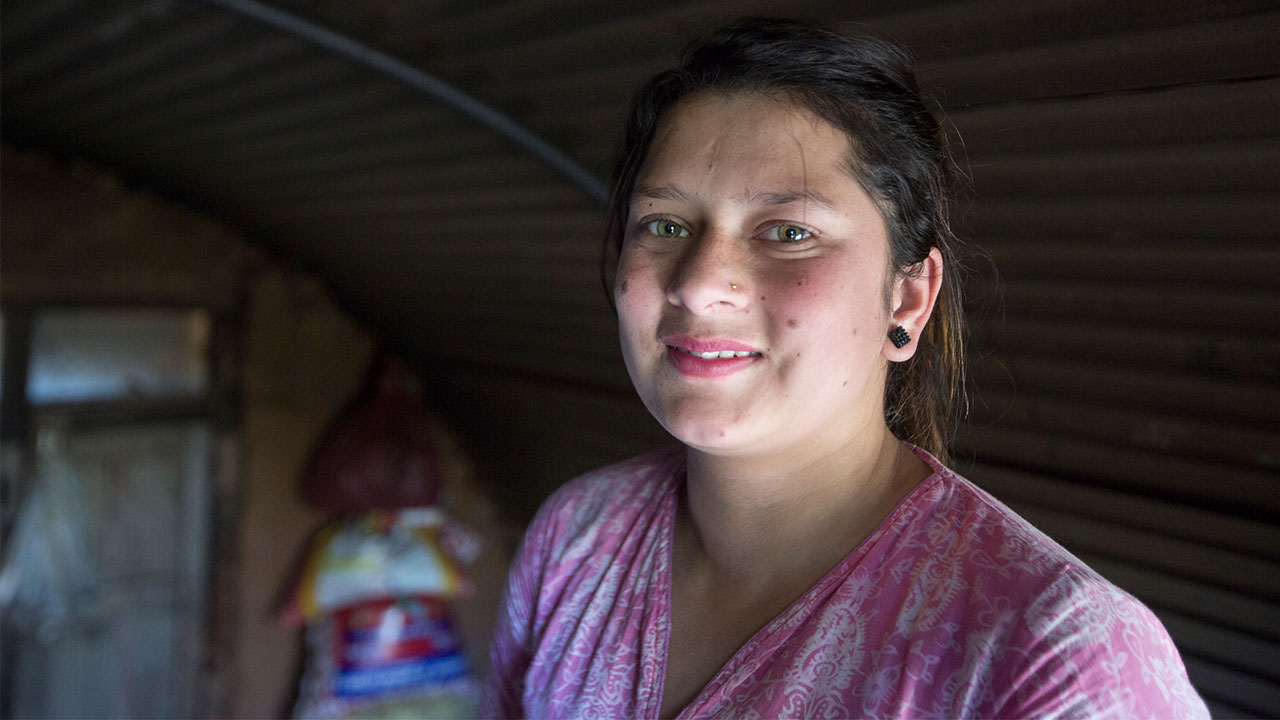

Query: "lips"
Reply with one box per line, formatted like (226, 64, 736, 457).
(661, 334, 762, 378)
(674, 347, 757, 359)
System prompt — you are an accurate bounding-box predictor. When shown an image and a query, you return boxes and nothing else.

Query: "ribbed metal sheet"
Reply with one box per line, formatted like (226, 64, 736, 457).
(3, 1, 1278, 715)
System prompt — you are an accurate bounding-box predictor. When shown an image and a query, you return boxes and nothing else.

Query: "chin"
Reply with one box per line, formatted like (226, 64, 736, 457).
(637, 380, 760, 452)
(672, 426, 735, 451)
(657, 409, 750, 452)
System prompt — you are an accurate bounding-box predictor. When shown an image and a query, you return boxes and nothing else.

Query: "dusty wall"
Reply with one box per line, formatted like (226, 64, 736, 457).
(1, 144, 507, 717)
(236, 270, 377, 717)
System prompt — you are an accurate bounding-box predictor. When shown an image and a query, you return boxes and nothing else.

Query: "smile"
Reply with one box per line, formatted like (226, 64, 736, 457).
(662, 336, 763, 379)
(673, 347, 760, 359)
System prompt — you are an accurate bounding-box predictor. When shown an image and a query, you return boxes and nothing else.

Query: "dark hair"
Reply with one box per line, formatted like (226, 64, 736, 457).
(603, 17, 966, 462)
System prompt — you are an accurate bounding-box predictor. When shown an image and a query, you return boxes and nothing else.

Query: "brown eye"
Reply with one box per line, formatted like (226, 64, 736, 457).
(645, 219, 690, 238)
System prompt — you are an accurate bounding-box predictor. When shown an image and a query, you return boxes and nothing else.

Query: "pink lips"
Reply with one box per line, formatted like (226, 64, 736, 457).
(661, 334, 762, 379)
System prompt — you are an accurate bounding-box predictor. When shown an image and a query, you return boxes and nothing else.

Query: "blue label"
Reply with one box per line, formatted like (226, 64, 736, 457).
(334, 651, 469, 698)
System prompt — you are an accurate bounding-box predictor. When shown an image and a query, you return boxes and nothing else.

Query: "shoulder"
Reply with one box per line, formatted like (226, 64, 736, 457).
(533, 445, 683, 526)
(485, 451, 680, 719)
(490, 445, 683, 633)
(519, 445, 683, 558)
(899, 447, 1094, 581)
(904, 450, 1160, 645)
(993, 562, 1208, 718)
(898, 449, 1207, 718)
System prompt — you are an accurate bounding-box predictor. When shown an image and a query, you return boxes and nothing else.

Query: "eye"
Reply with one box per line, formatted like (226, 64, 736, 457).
(763, 224, 814, 243)
(644, 219, 690, 239)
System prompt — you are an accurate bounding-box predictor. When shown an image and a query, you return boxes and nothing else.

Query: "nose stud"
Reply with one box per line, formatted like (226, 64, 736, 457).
(730, 283, 738, 290)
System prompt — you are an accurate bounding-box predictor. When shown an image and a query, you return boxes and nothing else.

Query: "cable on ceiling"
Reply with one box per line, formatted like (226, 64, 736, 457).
(197, 0, 609, 206)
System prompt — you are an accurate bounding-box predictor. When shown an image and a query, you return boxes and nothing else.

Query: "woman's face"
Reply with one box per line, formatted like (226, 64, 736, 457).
(616, 92, 899, 458)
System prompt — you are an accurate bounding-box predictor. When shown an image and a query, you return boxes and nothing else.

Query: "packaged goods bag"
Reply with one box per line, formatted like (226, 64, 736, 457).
(283, 508, 476, 625)
(294, 594, 478, 719)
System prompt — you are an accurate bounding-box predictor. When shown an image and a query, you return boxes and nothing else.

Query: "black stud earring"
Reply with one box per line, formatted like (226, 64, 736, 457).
(888, 326, 911, 348)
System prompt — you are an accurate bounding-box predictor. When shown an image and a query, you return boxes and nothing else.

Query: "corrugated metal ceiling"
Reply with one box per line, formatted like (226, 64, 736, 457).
(6, 0, 1275, 392)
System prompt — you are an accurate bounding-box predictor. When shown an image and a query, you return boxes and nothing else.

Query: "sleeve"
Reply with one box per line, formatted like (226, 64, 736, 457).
(992, 570, 1210, 720)
(480, 508, 552, 719)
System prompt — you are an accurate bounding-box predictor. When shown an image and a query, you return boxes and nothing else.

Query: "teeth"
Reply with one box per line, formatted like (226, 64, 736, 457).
(679, 348, 757, 359)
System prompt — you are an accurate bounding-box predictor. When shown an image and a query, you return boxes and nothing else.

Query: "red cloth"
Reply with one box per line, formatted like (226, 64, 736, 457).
(301, 356, 443, 511)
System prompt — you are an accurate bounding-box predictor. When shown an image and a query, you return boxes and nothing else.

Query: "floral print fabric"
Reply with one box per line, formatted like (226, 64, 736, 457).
(485, 446, 1208, 719)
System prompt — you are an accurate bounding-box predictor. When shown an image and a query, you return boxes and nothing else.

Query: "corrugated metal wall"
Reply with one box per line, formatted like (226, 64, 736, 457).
(2, 1, 1277, 715)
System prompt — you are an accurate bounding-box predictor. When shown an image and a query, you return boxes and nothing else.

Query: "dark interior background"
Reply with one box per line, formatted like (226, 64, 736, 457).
(2, 1, 1278, 717)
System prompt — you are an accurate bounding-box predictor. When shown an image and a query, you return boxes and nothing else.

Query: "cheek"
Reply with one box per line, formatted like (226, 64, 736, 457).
(615, 254, 662, 331)
(614, 251, 641, 308)
(763, 272, 836, 327)
(765, 270, 883, 340)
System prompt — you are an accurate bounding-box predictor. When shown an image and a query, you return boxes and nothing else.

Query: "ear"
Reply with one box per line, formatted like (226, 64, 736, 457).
(883, 247, 944, 362)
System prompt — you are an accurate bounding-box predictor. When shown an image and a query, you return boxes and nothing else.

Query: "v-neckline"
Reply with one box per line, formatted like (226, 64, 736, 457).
(651, 446, 946, 719)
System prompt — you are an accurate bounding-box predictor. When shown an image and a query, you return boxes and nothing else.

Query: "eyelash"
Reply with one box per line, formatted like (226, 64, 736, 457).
(636, 217, 818, 245)
(642, 218, 690, 239)
(761, 223, 815, 243)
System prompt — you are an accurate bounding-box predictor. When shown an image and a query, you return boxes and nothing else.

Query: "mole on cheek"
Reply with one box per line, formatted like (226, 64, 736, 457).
(759, 295, 767, 301)
(618, 281, 628, 295)
(787, 319, 798, 328)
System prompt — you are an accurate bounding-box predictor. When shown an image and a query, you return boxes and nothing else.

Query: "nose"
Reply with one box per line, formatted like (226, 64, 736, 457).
(665, 228, 749, 314)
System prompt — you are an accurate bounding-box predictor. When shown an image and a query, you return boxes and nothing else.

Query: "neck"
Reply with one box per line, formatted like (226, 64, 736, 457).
(678, 424, 924, 589)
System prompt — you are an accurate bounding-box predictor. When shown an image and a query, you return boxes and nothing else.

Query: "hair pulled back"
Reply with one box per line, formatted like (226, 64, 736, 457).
(605, 17, 966, 462)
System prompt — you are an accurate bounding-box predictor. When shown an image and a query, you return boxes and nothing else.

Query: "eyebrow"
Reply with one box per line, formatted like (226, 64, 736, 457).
(632, 185, 838, 212)
(746, 190, 839, 212)
(633, 185, 692, 203)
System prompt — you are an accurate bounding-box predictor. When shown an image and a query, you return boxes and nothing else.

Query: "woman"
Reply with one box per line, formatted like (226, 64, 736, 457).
(486, 18, 1207, 719)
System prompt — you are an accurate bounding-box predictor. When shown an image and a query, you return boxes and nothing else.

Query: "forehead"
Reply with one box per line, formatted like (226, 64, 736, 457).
(636, 92, 856, 193)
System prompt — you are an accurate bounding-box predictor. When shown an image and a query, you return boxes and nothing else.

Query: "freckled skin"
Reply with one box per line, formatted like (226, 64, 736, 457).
(614, 93, 896, 458)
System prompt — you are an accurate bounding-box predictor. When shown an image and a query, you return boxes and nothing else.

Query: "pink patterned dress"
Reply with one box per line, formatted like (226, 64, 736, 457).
(484, 446, 1208, 719)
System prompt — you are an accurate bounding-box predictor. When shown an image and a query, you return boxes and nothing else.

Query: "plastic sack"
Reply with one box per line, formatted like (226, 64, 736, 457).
(283, 508, 476, 625)
(293, 594, 479, 719)
(0, 433, 98, 637)
(301, 356, 444, 512)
